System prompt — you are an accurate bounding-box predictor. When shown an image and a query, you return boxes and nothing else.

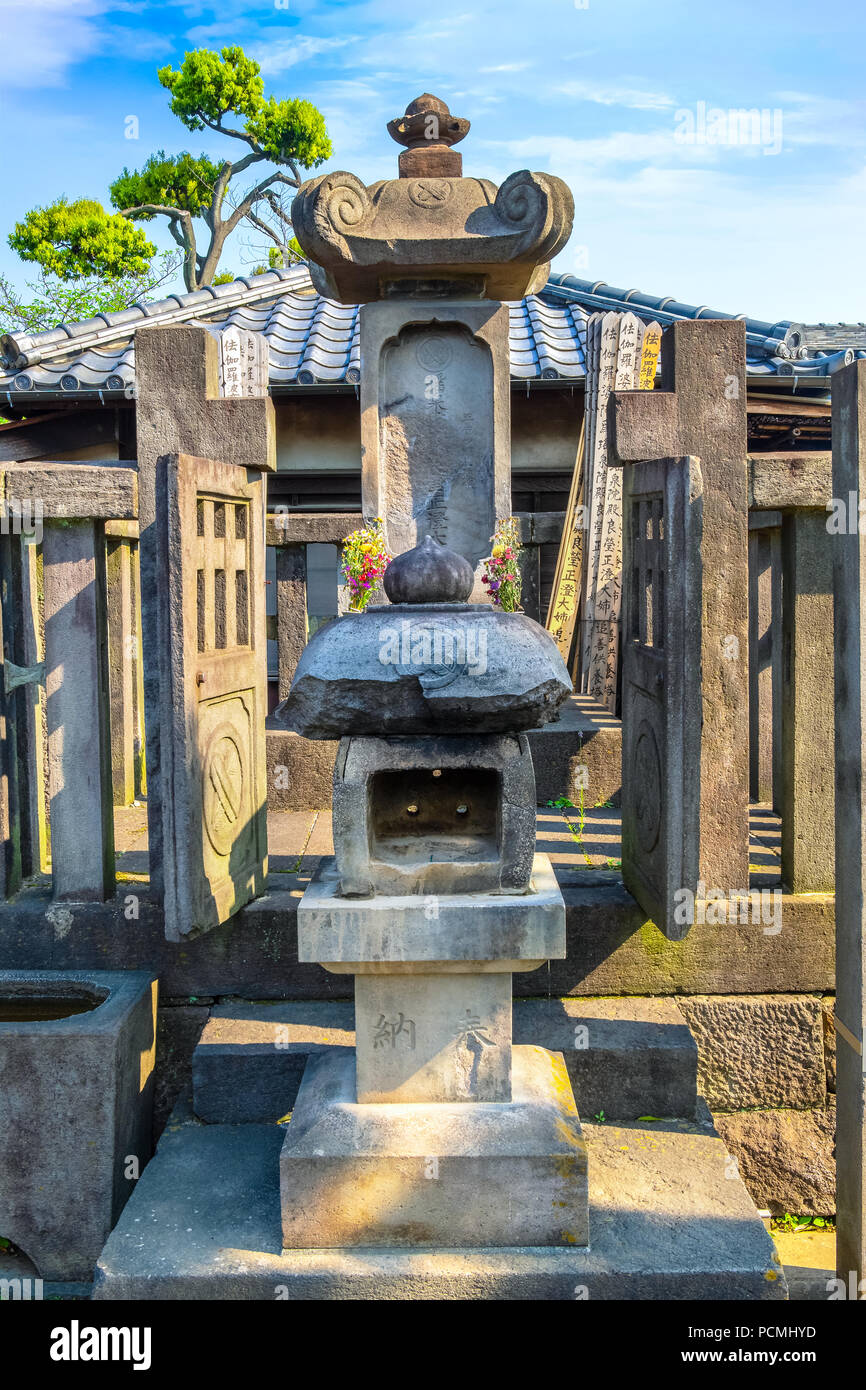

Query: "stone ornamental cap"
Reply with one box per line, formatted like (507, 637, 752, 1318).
(387, 94, 470, 175)
(383, 535, 475, 605)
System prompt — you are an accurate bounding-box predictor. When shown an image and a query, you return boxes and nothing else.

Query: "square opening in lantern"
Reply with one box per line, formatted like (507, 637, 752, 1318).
(369, 767, 500, 868)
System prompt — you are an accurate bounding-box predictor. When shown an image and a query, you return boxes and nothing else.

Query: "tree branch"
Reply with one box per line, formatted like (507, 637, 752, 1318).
(119, 203, 199, 291)
(195, 110, 260, 150)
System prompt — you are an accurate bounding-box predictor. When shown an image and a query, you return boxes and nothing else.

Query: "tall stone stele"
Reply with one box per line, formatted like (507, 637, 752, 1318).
(276, 102, 590, 1275)
(292, 93, 574, 592)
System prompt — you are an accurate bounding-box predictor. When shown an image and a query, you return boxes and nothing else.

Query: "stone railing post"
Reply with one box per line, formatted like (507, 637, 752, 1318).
(748, 452, 835, 891)
(275, 545, 308, 703)
(105, 521, 139, 807)
(831, 357, 866, 1289)
(1, 463, 137, 902)
(267, 512, 360, 695)
(748, 512, 782, 807)
(43, 518, 116, 900)
(780, 509, 835, 891)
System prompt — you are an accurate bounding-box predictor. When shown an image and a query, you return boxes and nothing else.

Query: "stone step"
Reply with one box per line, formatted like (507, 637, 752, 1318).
(266, 693, 622, 811)
(191, 997, 697, 1125)
(93, 1103, 786, 1300)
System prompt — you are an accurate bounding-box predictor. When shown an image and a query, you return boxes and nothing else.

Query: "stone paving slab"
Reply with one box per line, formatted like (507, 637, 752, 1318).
(93, 1107, 786, 1300)
(771, 1229, 835, 1302)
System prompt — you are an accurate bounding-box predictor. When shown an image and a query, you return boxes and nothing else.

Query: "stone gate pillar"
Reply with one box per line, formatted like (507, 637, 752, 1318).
(134, 326, 274, 895)
(609, 320, 750, 895)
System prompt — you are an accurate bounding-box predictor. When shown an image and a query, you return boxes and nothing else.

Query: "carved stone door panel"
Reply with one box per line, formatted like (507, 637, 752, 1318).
(621, 456, 703, 940)
(157, 453, 267, 940)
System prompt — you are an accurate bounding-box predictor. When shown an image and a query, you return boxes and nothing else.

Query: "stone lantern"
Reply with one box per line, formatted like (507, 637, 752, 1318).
(278, 534, 588, 1251)
(276, 95, 589, 1263)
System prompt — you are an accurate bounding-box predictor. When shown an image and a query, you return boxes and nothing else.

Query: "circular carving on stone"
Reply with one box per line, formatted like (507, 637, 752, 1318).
(408, 178, 453, 208)
(632, 720, 662, 853)
(415, 335, 454, 372)
(203, 726, 245, 857)
(394, 617, 468, 690)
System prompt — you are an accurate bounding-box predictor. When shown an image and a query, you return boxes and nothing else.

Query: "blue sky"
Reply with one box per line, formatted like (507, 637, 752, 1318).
(1, 0, 864, 322)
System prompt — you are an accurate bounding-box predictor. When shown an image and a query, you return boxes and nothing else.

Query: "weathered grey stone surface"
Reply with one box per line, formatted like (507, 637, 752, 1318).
(280, 1045, 588, 1249)
(528, 696, 622, 808)
(0, 969, 156, 1281)
(821, 995, 836, 1094)
(106, 535, 137, 807)
(748, 452, 832, 510)
(361, 300, 512, 590)
(154, 1003, 210, 1139)
(189, 996, 699, 1124)
(94, 1106, 785, 1299)
(748, 524, 782, 805)
(298, 853, 565, 969)
(0, 871, 835, 1000)
(275, 544, 308, 702)
(514, 996, 697, 1121)
(43, 521, 115, 901)
(678, 995, 826, 1112)
(155, 453, 269, 941)
(278, 605, 571, 737)
(831, 357, 866, 1282)
(619, 455, 703, 940)
(267, 727, 338, 811)
(610, 320, 750, 896)
(355, 972, 512, 1103)
(192, 1000, 354, 1124)
(332, 733, 536, 897)
(267, 513, 360, 547)
(547, 878, 835, 997)
(781, 510, 835, 891)
(0, 461, 137, 520)
(714, 1103, 836, 1217)
(135, 324, 274, 897)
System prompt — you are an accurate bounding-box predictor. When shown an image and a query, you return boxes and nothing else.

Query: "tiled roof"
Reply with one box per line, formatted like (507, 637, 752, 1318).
(544, 273, 864, 379)
(0, 264, 858, 401)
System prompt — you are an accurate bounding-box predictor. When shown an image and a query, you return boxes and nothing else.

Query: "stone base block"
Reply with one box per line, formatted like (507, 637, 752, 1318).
(280, 1045, 589, 1249)
(94, 1107, 786, 1300)
(355, 973, 512, 1103)
(297, 853, 565, 969)
(713, 1103, 836, 1216)
(514, 996, 698, 1121)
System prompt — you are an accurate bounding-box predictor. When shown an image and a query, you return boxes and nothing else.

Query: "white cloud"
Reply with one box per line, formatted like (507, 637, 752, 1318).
(555, 79, 675, 112)
(2, 0, 108, 89)
(247, 34, 360, 77)
(480, 62, 532, 74)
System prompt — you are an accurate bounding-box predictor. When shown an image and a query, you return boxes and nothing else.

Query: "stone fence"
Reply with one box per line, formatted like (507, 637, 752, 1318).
(0, 473, 567, 902)
(0, 452, 837, 903)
